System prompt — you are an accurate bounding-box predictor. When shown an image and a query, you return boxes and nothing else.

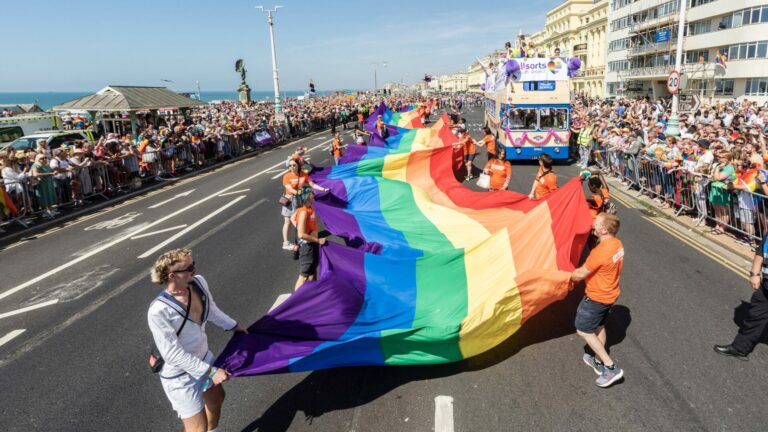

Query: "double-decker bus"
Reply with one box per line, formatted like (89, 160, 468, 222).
(484, 57, 573, 161)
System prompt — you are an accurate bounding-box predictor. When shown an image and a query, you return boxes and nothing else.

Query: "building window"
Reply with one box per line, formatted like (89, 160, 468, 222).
(685, 50, 708, 63)
(727, 40, 768, 60)
(720, 5, 768, 29)
(745, 78, 768, 96)
(715, 79, 734, 96)
(689, 0, 716, 7)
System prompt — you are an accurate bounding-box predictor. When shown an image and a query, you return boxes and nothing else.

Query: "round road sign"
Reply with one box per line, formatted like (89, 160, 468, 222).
(667, 70, 681, 94)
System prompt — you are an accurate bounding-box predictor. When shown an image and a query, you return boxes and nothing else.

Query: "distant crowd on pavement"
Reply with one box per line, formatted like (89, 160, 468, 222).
(2, 93, 466, 231)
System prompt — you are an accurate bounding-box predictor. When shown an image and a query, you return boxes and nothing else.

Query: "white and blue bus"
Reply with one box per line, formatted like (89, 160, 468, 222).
(485, 58, 573, 161)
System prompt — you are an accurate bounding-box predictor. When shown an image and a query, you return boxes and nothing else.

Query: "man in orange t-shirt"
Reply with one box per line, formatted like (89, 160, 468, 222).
(571, 213, 625, 388)
(529, 154, 558, 199)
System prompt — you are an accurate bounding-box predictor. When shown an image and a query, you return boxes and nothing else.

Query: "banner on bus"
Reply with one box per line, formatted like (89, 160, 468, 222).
(517, 58, 569, 82)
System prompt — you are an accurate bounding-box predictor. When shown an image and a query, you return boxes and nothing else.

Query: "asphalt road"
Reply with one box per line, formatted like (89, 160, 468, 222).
(0, 108, 765, 432)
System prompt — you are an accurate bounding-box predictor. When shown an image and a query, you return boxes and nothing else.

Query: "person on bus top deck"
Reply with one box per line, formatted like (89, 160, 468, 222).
(554, 47, 561, 57)
(529, 154, 558, 200)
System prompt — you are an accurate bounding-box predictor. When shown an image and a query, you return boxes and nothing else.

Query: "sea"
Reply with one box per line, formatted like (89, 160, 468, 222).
(0, 90, 337, 111)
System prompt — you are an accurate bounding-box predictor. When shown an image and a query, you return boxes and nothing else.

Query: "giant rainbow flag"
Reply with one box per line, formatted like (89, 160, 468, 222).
(214, 114, 592, 375)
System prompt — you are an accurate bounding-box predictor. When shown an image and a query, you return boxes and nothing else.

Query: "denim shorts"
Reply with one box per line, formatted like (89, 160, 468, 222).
(575, 296, 612, 333)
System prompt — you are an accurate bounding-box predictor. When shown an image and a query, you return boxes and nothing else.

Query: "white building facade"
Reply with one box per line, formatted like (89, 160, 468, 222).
(605, 0, 768, 104)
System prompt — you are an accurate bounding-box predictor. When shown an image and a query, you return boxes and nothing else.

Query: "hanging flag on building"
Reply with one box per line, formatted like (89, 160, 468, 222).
(715, 51, 727, 68)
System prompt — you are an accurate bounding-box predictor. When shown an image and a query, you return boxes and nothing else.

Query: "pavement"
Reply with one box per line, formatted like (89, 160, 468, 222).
(0, 108, 766, 432)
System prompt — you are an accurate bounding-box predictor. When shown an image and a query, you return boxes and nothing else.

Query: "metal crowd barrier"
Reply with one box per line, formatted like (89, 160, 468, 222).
(597, 149, 768, 245)
(2, 122, 332, 234)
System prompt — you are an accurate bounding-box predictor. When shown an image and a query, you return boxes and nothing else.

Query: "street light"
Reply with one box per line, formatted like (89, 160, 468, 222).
(371, 61, 388, 94)
(256, 5, 284, 114)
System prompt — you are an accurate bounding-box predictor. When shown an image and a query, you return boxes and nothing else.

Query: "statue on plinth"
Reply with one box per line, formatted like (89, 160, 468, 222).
(235, 59, 251, 103)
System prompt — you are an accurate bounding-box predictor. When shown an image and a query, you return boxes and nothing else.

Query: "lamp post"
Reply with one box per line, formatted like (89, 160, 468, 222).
(256, 5, 284, 114)
(371, 61, 388, 94)
(665, 0, 687, 137)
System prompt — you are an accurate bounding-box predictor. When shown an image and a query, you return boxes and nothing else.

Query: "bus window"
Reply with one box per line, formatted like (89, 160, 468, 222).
(0, 126, 24, 145)
(538, 108, 568, 130)
(507, 108, 537, 130)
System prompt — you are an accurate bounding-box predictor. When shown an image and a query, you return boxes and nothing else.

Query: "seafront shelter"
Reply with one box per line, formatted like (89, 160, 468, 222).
(53, 86, 206, 136)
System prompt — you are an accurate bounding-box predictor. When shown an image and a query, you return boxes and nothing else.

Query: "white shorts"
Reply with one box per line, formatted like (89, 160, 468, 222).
(159, 351, 214, 419)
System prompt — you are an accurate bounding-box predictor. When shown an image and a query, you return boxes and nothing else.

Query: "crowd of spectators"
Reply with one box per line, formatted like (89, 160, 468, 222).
(574, 95, 768, 246)
(0, 94, 417, 231)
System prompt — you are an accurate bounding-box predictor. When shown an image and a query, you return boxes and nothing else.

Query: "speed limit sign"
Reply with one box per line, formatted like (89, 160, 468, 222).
(667, 70, 681, 94)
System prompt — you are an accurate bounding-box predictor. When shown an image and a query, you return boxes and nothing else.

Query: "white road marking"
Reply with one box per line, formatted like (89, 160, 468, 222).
(0, 139, 331, 302)
(0, 299, 59, 320)
(218, 189, 251, 197)
(138, 196, 247, 258)
(0, 330, 26, 348)
(434, 395, 455, 432)
(271, 169, 288, 180)
(130, 225, 188, 240)
(0, 198, 267, 368)
(269, 293, 291, 312)
(84, 212, 142, 231)
(148, 189, 196, 209)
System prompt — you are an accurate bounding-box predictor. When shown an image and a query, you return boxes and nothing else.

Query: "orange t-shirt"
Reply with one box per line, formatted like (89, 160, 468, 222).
(283, 172, 311, 194)
(584, 237, 624, 304)
(332, 138, 342, 157)
(485, 159, 512, 190)
(534, 169, 557, 198)
(463, 136, 477, 156)
(292, 206, 318, 234)
(588, 194, 604, 220)
(482, 134, 496, 155)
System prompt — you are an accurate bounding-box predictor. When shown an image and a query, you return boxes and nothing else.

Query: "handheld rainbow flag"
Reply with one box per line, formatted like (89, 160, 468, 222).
(214, 124, 592, 376)
(715, 51, 727, 68)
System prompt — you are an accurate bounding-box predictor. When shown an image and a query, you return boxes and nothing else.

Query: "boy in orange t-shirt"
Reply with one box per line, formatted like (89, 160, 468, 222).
(571, 213, 625, 388)
(529, 154, 558, 199)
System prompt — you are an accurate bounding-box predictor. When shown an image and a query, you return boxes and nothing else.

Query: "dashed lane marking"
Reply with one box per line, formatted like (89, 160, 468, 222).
(434, 395, 455, 432)
(130, 225, 188, 240)
(0, 330, 26, 348)
(0, 299, 59, 320)
(218, 189, 251, 197)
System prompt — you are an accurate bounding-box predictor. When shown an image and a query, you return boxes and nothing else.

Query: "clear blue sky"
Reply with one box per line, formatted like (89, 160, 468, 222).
(0, 0, 561, 92)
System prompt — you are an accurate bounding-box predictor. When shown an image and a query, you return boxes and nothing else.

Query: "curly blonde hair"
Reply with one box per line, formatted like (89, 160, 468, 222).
(151, 248, 192, 284)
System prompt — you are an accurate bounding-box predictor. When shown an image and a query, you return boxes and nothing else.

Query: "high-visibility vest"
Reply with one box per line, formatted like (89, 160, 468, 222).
(578, 128, 593, 147)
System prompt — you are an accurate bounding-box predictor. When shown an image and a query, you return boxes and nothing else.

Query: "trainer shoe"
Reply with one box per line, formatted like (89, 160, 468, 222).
(582, 353, 604, 375)
(282, 241, 294, 250)
(596, 363, 624, 388)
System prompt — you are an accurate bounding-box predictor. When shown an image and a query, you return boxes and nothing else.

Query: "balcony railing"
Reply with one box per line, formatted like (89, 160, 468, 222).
(628, 40, 677, 56)
(619, 65, 670, 78)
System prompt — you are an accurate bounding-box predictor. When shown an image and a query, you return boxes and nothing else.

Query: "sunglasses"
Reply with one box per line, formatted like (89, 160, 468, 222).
(172, 261, 195, 274)
(288, 164, 299, 168)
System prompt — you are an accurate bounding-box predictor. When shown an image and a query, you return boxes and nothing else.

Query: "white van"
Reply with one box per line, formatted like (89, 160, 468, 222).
(0, 114, 61, 148)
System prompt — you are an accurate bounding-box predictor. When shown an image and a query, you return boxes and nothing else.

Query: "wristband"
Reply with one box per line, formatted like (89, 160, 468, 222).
(202, 367, 218, 391)
(749, 271, 760, 277)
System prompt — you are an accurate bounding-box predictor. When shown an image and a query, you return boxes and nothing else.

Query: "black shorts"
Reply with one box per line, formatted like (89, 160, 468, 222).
(464, 153, 476, 162)
(574, 296, 612, 333)
(299, 242, 319, 277)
